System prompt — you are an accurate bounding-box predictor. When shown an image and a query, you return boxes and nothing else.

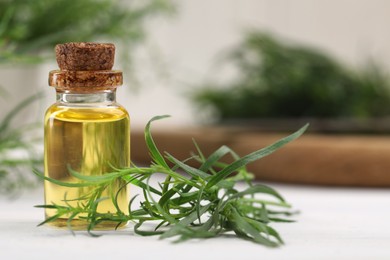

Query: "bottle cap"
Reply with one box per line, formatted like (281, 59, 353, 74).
(55, 42, 115, 71)
(49, 42, 123, 91)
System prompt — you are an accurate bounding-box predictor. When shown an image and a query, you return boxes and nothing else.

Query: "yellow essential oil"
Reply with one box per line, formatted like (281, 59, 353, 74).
(44, 42, 130, 229)
(44, 105, 130, 229)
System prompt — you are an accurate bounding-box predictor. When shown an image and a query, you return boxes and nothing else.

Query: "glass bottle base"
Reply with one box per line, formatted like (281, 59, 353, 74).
(45, 218, 128, 231)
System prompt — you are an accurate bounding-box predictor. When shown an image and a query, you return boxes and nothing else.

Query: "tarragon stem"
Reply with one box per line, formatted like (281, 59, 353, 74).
(35, 115, 308, 247)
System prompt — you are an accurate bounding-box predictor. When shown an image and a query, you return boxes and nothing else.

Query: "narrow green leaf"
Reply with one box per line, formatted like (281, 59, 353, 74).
(196, 185, 205, 223)
(166, 152, 210, 179)
(145, 176, 177, 224)
(170, 191, 198, 206)
(200, 145, 239, 172)
(155, 220, 169, 231)
(230, 206, 279, 247)
(68, 166, 127, 182)
(158, 182, 186, 207)
(229, 184, 285, 202)
(161, 203, 211, 239)
(134, 221, 164, 236)
(206, 124, 308, 189)
(37, 212, 63, 227)
(268, 217, 296, 223)
(33, 169, 93, 187)
(122, 174, 162, 195)
(245, 217, 284, 244)
(144, 115, 171, 169)
(192, 139, 206, 162)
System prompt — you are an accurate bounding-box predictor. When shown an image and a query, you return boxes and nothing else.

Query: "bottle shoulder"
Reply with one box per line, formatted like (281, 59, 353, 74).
(45, 103, 129, 122)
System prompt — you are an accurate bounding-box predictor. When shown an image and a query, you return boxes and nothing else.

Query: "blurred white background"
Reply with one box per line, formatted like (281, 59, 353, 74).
(1, 0, 390, 129)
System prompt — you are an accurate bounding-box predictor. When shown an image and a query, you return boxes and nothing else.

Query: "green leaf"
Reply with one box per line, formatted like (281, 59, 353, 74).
(245, 216, 284, 244)
(206, 123, 309, 189)
(166, 152, 210, 179)
(200, 145, 239, 172)
(134, 221, 164, 236)
(121, 174, 162, 196)
(33, 169, 94, 188)
(229, 184, 285, 202)
(161, 203, 211, 239)
(144, 115, 171, 169)
(230, 206, 279, 247)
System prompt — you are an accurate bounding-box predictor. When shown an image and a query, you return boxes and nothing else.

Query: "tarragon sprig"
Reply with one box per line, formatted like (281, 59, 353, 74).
(35, 115, 308, 247)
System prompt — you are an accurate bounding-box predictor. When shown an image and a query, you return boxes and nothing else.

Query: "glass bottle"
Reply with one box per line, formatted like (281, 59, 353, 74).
(44, 43, 130, 229)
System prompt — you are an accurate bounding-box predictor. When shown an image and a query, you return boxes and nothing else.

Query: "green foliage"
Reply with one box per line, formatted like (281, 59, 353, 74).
(193, 32, 390, 119)
(0, 91, 42, 195)
(35, 115, 308, 247)
(0, 0, 174, 63)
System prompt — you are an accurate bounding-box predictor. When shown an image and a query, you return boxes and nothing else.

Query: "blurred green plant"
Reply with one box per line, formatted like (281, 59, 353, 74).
(0, 91, 42, 195)
(193, 32, 390, 120)
(0, 0, 174, 63)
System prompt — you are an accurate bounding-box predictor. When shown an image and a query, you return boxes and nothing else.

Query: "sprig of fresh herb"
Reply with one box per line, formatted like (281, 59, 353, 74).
(35, 116, 308, 247)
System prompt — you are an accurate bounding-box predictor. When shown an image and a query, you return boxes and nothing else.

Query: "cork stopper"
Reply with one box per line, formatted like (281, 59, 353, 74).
(49, 42, 123, 91)
(55, 42, 115, 71)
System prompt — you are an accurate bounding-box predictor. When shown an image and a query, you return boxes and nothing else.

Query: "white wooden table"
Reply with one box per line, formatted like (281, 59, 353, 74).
(1, 184, 389, 260)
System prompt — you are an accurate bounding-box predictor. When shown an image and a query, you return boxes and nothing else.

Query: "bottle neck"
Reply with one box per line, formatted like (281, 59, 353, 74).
(56, 90, 117, 107)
